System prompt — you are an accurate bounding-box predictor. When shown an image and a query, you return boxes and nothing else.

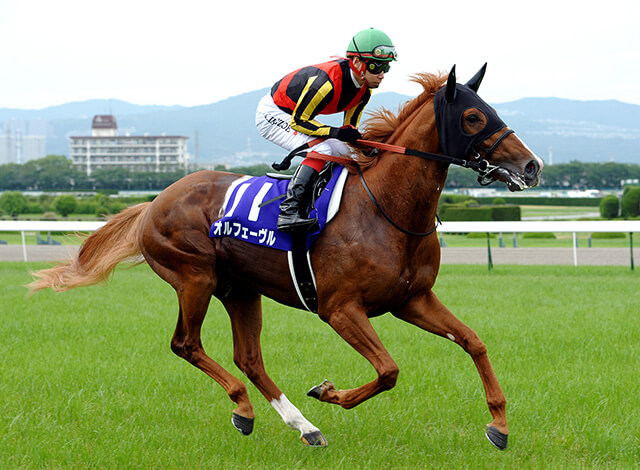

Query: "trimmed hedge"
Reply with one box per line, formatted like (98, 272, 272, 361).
(522, 232, 557, 239)
(600, 194, 620, 219)
(491, 205, 522, 221)
(440, 194, 476, 204)
(591, 232, 626, 239)
(440, 206, 492, 221)
(439, 204, 521, 221)
(621, 186, 640, 217)
(466, 232, 496, 238)
(475, 196, 602, 207)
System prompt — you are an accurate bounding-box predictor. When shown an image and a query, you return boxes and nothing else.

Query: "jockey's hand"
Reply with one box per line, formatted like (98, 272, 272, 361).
(331, 125, 362, 143)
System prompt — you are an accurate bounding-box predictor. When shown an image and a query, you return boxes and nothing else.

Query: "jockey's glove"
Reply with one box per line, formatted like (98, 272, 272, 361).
(330, 125, 362, 143)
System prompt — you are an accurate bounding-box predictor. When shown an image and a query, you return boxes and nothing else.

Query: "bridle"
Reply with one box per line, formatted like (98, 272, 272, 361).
(271, 127, 515, 237)
(471, 127, 515, 186)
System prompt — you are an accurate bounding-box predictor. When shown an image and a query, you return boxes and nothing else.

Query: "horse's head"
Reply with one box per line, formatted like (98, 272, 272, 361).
(434, 64, 543, 191)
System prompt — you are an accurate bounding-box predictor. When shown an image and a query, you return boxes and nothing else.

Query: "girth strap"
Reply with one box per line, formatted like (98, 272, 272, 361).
(288, 232, 318, 313)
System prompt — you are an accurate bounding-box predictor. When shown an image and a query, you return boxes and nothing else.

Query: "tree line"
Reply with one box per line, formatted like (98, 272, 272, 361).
(0, 155, 189, 191)
(1, 155, 640, 191)
(445, 161, 640, 189)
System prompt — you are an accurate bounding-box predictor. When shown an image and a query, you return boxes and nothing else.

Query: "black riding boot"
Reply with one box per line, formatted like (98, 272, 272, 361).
(277, 164, 320, 232)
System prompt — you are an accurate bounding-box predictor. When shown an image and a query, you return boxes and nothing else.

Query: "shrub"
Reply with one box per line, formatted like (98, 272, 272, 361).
(25, 202, 45, 214)
(492, 197, 506, 205)
(54, 194, 78, 217)
(75, 200, 98, 214)
(0, 191, 28, 216)
(95, 201, 127, 217)
(621, 186, 640, 217)
(522, 232, 557, 239)
(37, 194, 54, 211)
(599, 194, 620, 219)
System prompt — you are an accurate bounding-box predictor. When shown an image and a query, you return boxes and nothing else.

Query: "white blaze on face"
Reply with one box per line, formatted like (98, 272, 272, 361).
(270, 394, 319, 435)
(514, 134, 544, 171)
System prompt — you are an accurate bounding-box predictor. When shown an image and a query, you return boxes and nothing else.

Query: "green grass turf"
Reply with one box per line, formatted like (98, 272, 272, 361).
(1, 263, 638, 468)
(519, 205, 600, 218)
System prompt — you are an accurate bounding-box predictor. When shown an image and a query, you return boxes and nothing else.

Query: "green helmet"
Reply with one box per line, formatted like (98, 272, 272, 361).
(346, 28, 397, 62)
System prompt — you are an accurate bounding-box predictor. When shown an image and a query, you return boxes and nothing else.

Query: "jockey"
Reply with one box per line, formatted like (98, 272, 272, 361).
(255, 27, 397, 232)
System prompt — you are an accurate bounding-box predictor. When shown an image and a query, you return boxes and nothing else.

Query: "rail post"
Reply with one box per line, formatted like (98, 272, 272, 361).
(21, 230, 28, 262)
(487, 232, 493, 271)
(630, 232, 635, 271)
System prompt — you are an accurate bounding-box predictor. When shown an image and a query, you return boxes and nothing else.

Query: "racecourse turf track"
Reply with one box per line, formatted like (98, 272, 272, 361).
(1, 262, 638, 468)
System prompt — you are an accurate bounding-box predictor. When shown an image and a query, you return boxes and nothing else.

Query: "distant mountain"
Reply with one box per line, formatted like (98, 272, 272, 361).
(2, 92, 639, 165)
(0, 99, 185, 121)
(492, 98, 640, 163)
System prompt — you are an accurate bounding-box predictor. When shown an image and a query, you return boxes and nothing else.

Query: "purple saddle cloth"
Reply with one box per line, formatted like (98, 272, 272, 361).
(209, 165, 347, 251)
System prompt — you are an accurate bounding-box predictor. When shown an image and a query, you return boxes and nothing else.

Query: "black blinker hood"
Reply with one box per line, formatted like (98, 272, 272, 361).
(434, 81, 507, 159)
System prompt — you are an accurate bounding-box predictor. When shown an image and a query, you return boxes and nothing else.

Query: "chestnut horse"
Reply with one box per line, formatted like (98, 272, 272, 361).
(30, 66, 542, 449)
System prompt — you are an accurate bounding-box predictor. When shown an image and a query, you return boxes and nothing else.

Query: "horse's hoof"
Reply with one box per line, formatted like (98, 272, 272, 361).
(486, 425, 508, 450)
(231, 412, 254, 436)
(307, 380, 333, 400)
(301, 430, 328, 447)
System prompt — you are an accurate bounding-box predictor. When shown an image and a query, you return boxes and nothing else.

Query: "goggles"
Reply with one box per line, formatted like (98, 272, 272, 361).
(371, 45, 397, 60)
(365, 60, 391, 74)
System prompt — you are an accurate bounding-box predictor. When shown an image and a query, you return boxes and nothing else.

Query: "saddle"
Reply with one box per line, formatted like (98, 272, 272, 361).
(209, 162, 348, 313)
(264, 162, 340, 208)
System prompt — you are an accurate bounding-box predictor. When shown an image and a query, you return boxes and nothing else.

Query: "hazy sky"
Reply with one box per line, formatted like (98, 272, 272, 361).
(1, 0, 639, 110)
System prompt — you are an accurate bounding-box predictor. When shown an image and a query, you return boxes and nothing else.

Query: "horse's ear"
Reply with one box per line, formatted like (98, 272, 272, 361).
(445, 65, 457, 103)
(466, 62, 487, 92)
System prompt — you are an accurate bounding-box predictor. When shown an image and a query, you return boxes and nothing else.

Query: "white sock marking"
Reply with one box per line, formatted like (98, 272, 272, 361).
(270, 394, 319, 435)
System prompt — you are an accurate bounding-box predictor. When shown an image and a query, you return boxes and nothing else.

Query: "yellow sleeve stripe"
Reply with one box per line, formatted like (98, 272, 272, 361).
(343, 106, 359, 126)
(290, 77, 334, 136)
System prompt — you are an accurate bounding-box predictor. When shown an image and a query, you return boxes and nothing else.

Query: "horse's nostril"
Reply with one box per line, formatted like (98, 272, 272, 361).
(525, 160, 538, 176)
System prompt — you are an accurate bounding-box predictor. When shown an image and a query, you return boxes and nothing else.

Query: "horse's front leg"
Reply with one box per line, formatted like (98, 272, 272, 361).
(309, 302, 399, 409)
(392, 290, 509, 450)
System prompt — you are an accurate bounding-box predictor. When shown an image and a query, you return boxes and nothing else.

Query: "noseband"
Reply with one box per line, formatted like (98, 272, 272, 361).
(472, 127, 515, 186)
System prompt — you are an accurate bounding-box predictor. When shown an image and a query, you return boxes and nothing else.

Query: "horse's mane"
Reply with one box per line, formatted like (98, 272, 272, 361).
(353, 71, 448, 170)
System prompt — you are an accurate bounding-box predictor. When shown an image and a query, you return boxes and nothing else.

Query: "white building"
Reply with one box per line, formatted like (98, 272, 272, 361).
(69, 115, 189, 176)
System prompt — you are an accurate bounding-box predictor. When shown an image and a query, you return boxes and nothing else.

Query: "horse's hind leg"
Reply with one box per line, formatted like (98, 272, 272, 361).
(169, 273, 256, 433)
(392, 290, 509, 450)
(223, 293, 327, 446)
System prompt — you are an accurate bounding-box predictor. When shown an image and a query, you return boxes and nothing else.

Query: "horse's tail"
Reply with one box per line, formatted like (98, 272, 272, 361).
(28, 202, 151, 293)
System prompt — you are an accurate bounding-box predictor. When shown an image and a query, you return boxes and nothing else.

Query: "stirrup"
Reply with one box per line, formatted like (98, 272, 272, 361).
(277, 214, 319, 233)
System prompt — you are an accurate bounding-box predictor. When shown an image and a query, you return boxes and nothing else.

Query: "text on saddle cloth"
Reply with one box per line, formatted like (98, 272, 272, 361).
(209, 165, 348, 251)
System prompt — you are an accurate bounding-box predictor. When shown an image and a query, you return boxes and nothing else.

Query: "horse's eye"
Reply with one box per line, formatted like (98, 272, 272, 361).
(466, 114, 479, 124)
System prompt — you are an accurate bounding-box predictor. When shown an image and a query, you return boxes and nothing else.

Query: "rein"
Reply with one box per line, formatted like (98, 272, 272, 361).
(272, 138, 491, 173)
(355, 164, 439, 237)
(271, 133, 512, 237)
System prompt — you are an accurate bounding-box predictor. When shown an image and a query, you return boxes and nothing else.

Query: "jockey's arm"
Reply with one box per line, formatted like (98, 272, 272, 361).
(343, 90, 371, 127)
(289, 76, 335, 137)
